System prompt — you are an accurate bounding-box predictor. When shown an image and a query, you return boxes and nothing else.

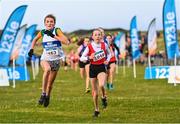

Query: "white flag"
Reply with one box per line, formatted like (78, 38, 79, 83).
(10, 24, 27, 60)
(147, 18, 157, 56)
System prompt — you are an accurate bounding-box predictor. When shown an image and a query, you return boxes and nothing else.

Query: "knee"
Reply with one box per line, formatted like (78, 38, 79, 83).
(92, 90, 98, 97)
(44, 67, 51, 73)
(99, 81, 105, 88)
(99, 84, 104, 89)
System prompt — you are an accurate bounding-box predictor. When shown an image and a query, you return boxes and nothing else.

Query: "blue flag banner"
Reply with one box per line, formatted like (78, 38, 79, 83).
(163, 0, 179, 59)
(2, 66, 30, 80)
(130, 16, 141, 60)
(0, 5, 27, 66)
(16, 24, 37, 65)
(114, 32, 123, 57)
(144, 66, 170, 79)
(114, 32, 123, 47)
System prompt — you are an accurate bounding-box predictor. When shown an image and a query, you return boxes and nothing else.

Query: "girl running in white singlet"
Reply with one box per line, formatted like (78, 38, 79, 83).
(28, 14, 69, 107)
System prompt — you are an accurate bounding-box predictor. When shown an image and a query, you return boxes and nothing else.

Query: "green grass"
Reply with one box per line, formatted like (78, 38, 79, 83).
(1, 65, 180, 123)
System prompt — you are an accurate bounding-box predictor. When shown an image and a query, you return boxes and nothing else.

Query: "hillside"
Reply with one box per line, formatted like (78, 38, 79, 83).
(0, 29, 180, 55)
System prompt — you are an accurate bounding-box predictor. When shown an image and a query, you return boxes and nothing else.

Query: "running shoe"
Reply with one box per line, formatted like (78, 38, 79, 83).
(85, 88, 90, 93)
(109, 84, 114, 90)
(44, 96, 50, 107)
(106, 83, 110, 90)
(101, 97, 107, 109)
(38, 95, 45, 105)
(93, 111, 100, 117)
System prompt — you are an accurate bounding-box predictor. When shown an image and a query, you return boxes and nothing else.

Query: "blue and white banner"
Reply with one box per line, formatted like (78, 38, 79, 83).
(3, 66, 30, 80)
(144, 66, 170, 79)
(0, 5, 27, 66)
(16, 24, 37, 65)
(147, 18, 157, 56)
(114, 32, 123, 57)
(114, 32, 123, 47)
(0, 68, 9, 86)
(130, 16, 141, 60)
(163, 0, 179, 59)
(114, 32, 126, 59)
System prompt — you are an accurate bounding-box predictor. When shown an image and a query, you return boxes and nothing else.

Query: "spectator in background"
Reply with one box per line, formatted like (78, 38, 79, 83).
(69, 49, 79, 71)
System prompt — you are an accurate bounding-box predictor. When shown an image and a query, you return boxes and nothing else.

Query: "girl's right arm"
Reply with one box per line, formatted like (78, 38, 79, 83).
(30, 32, 42, 49)
(80, 47, 89, 62)
(77, 45, 83, 55)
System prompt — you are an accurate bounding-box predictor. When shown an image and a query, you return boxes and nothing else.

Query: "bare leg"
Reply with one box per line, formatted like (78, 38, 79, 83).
(80, 68, 85, 79)
(91, 78, 99, 111)
(97, 72, 106, 98)
(46, 71, 58, 96)
(40, 61, 51, 93)
(109, 63, 116, 85)
(97, 72, 107, 109)
(75, 62, 78, 72)
(85, 64, 90, 90)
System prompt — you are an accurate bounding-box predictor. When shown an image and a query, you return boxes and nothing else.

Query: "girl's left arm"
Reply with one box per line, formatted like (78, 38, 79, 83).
(55, 28, 70, 45)
(105, 44, 111, 62)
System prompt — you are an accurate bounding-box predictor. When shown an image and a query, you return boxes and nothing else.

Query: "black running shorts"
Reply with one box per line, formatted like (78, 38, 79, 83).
(107, 61, 116, 70)
(79, 60, 90, 68)
(89, 64, 107, 78)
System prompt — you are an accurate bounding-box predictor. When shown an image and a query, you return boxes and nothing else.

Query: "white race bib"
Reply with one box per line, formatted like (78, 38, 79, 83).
(46, 48, 59, 55)
(93, 50, 105, 61)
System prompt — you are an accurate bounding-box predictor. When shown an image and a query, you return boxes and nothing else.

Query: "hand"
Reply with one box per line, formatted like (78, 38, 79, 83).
(44, 30, 55, 38)
(28, 49, 34, 57)
(89, 53, 95, 60)
(104, 60, 109, 65)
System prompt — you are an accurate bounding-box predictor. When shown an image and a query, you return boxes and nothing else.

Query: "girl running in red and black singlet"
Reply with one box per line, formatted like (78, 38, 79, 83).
(80, 29, 111, 117)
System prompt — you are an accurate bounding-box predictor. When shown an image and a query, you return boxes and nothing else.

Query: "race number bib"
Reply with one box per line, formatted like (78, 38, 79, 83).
(94, 50, 105, 61)
(46, 48, 59, 55)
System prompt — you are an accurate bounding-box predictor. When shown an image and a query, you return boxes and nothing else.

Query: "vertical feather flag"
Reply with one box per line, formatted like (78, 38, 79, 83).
(10, 24, 27, 60)
(114, 32, 123, 47)
(114, 32, 123, 57)
(147, 18, 157, 79)
(130, 16, 141, 78)
(16, 24, 37, 65)
(119, 33, 126, 59)
(163, 0, 179, 60)
(147, 18, 157, 56)
(114, 32, 126, 59)
(130, 16, 141, 60)
(0, 5, 27, 66)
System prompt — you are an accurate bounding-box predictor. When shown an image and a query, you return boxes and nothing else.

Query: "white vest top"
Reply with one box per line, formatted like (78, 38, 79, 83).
(41, 28, 64, 61)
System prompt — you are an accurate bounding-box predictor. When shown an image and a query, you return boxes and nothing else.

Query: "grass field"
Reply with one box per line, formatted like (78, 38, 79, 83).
(1, 65, 180, 123)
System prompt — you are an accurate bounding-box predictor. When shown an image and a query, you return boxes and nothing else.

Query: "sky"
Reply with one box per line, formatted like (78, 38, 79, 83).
(0, 0, 180, 33)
